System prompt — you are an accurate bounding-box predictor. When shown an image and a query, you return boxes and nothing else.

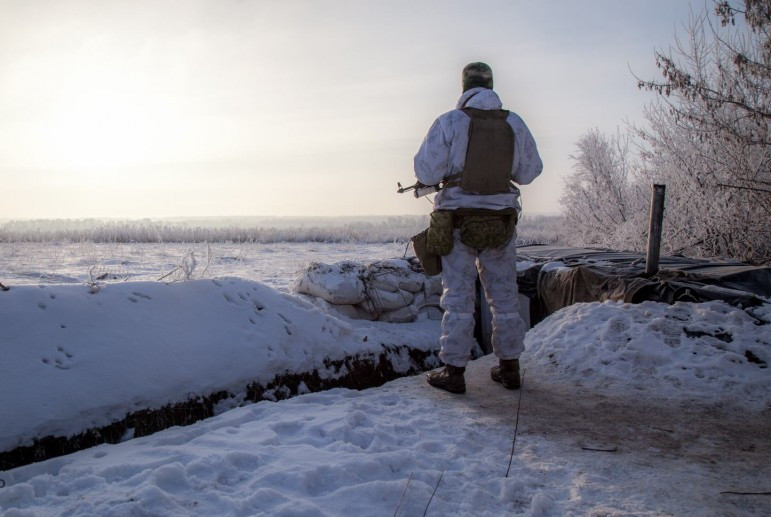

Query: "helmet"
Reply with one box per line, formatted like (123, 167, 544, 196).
(462, 62, 493, 92)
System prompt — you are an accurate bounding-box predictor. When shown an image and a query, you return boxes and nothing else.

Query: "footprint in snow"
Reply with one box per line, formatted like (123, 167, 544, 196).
(129, 291, 152, 302)
(41, 346, 75, 370)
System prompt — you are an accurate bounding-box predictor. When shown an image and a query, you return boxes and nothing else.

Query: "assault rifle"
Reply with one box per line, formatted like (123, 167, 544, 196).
(396, 181, 440, 198)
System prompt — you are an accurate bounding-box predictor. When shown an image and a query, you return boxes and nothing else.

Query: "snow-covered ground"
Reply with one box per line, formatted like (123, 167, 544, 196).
(0, 242, 409, 292)
(0, 279, 440, 454)
(1, 242, 770, 515)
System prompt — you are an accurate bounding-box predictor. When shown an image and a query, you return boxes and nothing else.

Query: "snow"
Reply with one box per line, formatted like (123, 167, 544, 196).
(1, 243, 770, 515)
(0, 242, 410, 293)
(525, 300, 771, 410)
(0, 279, 439, 452)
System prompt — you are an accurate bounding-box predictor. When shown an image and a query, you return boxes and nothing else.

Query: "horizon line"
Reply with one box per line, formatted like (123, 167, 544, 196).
(0, 212, 564, 222)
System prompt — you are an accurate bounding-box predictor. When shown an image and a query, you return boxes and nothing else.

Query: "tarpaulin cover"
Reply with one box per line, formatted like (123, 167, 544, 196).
(516, 245, 770, 325)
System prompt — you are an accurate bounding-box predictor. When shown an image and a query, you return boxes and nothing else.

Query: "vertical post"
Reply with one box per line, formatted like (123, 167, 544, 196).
(645, 184, 666, 275)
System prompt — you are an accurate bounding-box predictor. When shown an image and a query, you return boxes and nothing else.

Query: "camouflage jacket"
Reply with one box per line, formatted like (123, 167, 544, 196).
(413, 88, 543, 213)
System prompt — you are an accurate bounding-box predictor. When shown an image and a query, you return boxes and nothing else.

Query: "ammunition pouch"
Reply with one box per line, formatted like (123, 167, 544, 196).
(454, 208, 517, 251)
(412, 228, 442, 276)
(427, 210, 454, 256)
(413, 208, 516, 273)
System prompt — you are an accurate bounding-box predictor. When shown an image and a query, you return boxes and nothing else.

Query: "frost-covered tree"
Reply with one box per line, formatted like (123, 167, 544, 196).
(635, 0, 771, 263)
(561, 2, 770, 263)
(559, 129, 648, 250)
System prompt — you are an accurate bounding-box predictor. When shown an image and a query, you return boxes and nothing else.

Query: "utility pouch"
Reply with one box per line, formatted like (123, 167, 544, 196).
(427, 210, 454, 256)
(457, 211, 516, 250)
(412, 228, 442, 276)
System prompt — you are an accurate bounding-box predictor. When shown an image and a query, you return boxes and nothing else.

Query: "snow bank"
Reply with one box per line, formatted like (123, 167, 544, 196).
(0, 279, 441, 455)
(523, 300, 771, 409)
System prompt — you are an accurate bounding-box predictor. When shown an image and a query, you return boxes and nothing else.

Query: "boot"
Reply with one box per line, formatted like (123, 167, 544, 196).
(426, 365, 466, 394)
(491, 359, 520, 389)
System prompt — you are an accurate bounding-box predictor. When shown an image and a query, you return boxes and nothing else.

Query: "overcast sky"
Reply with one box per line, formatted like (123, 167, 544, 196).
(0, 0, 700, 219)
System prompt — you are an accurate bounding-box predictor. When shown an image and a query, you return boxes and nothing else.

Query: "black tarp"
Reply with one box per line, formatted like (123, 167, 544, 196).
(516, 245, 770, 326)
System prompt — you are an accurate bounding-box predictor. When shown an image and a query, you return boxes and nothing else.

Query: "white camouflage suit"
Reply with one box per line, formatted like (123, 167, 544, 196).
(414, 87, 543, 367)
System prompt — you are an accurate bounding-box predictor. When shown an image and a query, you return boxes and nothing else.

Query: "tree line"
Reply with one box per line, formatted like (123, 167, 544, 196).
(560, 0, 770, 264)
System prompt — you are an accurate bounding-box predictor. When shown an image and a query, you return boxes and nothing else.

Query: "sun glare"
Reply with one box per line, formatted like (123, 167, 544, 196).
(44, 91, 157, 175)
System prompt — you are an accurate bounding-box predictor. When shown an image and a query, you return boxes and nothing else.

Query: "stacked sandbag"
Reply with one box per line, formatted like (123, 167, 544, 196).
(421, 274, 444, 321)
(293, 257, 443, 323)
(293, 261, 366, 305)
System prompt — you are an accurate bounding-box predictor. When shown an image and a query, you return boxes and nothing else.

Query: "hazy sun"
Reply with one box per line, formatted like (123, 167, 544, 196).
(43, 90, 158, 176)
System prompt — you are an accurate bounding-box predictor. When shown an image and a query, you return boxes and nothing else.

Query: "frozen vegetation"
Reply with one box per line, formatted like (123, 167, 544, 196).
(0, 215, 562, 246)
(561, 2, 771, 264)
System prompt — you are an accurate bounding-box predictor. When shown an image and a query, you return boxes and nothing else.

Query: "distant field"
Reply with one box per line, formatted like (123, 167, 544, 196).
(0, 215, 564, 288)
(0, 214, 564, 245)
(0, 241, 409, 290)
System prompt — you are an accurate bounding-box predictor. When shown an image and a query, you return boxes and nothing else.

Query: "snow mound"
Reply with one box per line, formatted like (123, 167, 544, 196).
(523, 300, 770, 409)
(0, 278, 441, 453)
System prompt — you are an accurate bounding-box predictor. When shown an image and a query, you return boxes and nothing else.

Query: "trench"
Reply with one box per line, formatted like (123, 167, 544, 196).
(0, 345, 439, 471)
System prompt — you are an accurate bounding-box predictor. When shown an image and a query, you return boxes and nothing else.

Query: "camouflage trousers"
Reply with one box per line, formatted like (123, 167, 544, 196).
(439, 228, 526, 367)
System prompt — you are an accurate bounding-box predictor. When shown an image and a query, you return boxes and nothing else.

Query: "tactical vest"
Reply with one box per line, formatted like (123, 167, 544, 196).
(446, 108, 515, 194)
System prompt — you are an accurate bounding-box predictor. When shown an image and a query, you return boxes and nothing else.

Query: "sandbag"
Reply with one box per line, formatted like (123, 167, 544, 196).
(293, 257, 444, 323)
(424, 276, 444, 297)
(368, 272, 424, 293)
(330, 303, 377, 321)
(423, 293, 441, 306)
(362, 287, 415, 312)
(378, 305, 418, 323)
(364, 259, 425, 296)
(410, 291, 426, 309)
(418, 305, 443, 320)
(293, 261, 365, 305)
(367, 278, 399, 293)
(369, 258, 413, 270)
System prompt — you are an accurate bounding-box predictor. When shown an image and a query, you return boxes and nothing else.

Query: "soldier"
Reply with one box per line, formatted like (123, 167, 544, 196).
(414, 62, 543, 394)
